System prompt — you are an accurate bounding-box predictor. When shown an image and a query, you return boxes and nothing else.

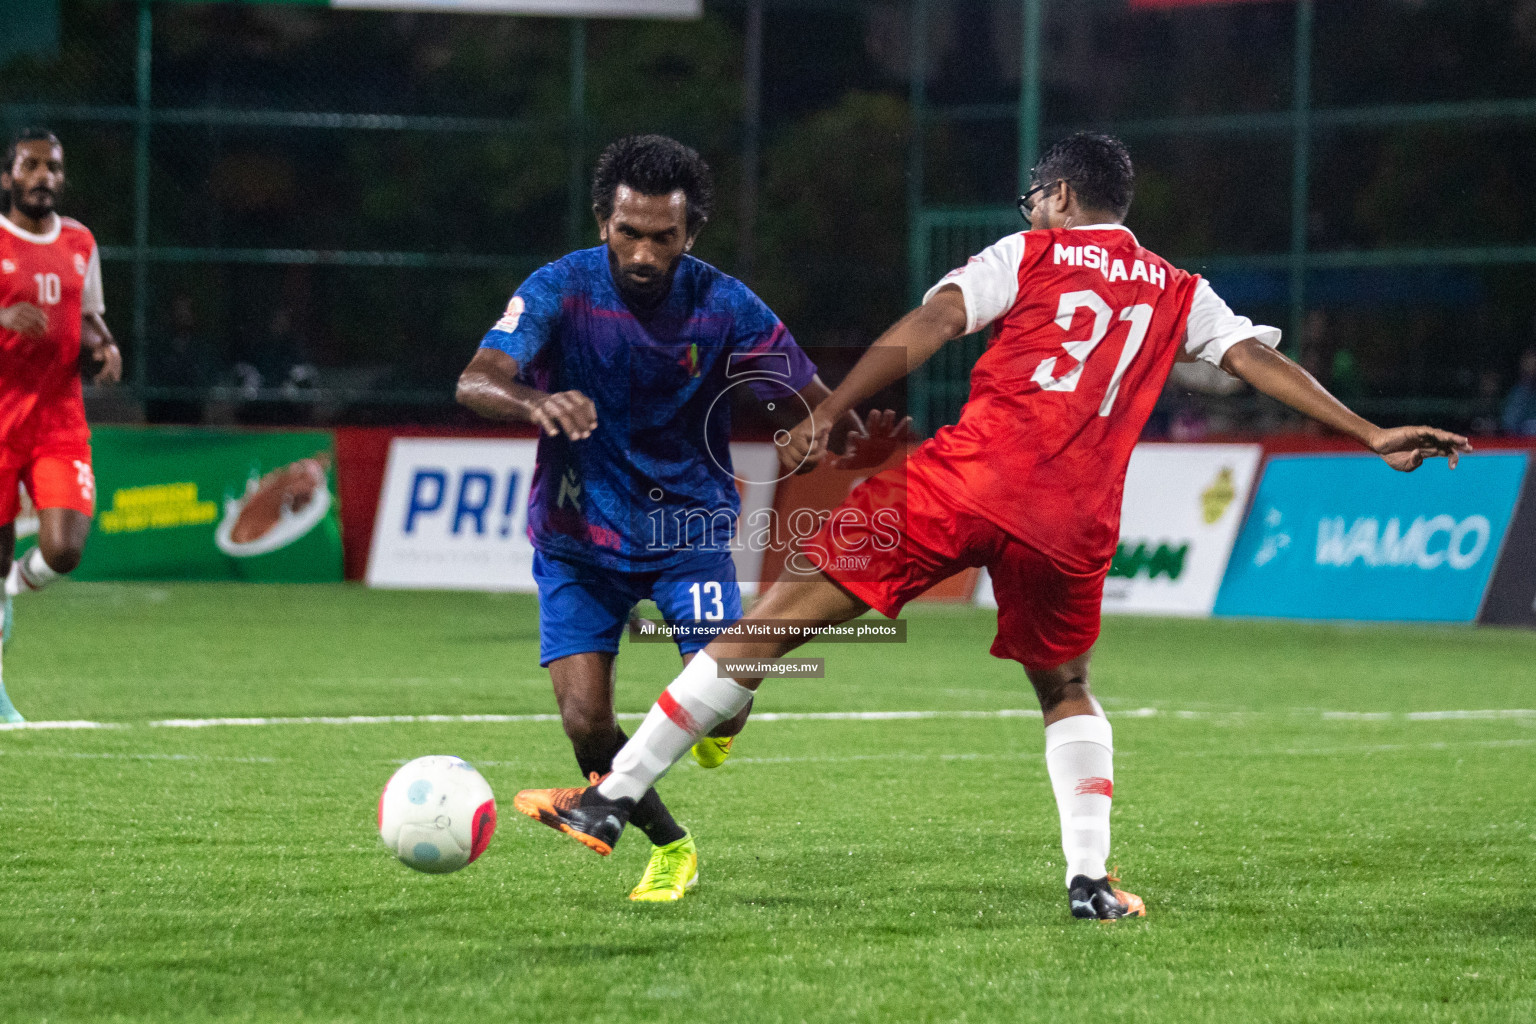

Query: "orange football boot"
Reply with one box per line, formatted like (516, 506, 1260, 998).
(513, 774, 630, 856)
(1068, 873, 1146, 920)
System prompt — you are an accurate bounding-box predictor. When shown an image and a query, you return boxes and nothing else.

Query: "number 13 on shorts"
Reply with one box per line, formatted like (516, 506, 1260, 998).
(689, 581, 725, 622)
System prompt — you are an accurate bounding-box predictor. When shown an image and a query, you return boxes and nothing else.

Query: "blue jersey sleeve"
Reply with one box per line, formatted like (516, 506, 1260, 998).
(725, 283, 817, 399)
(479, 262, 566, 370)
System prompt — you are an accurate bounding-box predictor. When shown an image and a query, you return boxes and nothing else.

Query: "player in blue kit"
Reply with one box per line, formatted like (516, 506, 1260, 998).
(457, 135, 904, 901)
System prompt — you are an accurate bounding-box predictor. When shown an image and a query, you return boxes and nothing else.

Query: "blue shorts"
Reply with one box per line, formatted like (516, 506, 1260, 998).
(532, 549, 744, 666)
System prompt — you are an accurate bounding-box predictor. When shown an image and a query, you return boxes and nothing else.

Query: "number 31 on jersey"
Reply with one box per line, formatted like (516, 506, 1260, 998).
(1032, 289, 1153, 417)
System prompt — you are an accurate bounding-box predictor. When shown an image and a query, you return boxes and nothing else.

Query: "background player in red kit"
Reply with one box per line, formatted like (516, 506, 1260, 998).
(0, 129, 122, 722)
(513, 133, 1471, 919)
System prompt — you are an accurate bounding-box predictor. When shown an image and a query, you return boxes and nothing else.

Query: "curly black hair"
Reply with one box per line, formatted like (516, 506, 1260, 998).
(591, 134, 713, 235)
(1030, 132, 1135, 220)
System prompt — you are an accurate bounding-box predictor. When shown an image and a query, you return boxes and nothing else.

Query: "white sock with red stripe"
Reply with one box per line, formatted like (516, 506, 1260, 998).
(6, 548, 60, 596)
(1044, 713, 1114, 885)
(598, 653, 753, 802)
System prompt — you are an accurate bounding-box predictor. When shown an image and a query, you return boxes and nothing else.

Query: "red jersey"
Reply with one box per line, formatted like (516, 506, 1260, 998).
(0, 213, 102, 454)
(914, 224, 1277, 572)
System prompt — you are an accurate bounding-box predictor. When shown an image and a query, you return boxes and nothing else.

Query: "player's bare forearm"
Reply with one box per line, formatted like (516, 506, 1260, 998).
(82, 312, 112, 348)
(0, 301, 49, 340)
(1221, 338, 1471, 472)
(778, 288, 963, 470)
(815, 286, 969, 425)
(1220, 339, 1378, 445)
(457, 362, 547, 421)
(456, 347, 597, 439)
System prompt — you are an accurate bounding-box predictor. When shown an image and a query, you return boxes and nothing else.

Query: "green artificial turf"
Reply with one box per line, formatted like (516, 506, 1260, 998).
(0, 583, 1532, 1022)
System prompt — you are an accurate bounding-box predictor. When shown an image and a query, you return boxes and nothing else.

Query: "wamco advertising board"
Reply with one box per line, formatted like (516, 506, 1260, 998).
(1214, 452, 1528, 622)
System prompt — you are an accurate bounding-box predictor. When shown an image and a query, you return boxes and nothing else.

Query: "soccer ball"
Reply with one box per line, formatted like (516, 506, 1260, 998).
(378, 755, 497, 874)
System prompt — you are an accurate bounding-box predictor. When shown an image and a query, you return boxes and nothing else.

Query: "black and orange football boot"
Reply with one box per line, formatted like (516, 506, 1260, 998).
(513, 775, 632, 856)
(1068, 874, 1146, 921)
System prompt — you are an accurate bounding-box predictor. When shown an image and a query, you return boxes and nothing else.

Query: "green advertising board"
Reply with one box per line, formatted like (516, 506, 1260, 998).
(70, 427, 343, 583)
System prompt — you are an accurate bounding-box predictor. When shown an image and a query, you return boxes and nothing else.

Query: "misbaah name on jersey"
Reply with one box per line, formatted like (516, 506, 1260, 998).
(1052, 243, 1167, 288)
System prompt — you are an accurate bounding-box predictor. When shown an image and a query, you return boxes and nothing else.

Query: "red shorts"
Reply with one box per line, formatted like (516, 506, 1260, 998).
(0, 445, 96, 524)
(800, 462, 1107, 670)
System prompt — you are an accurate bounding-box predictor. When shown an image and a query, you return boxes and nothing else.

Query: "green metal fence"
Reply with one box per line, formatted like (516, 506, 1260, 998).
(5, 1, 1534, 427)
(908, 208, 1015, 432)
(906, 0, 1536, 435)
(1, 1, 595, 413)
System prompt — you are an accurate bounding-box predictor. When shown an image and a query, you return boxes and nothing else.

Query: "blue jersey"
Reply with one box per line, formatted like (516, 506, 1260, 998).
(480, 246, 815, 571)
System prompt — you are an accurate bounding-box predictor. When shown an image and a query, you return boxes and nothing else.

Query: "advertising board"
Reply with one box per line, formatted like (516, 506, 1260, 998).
(365, 438, 779, 591)
(1478, 457, 1536, 628)
(75, 427, 343, 582)
(1213, 453, 1528, 622)
(975, 443, 1262, 616)
(366, 438, 540, 591)
(1103, 443, 1263, 616)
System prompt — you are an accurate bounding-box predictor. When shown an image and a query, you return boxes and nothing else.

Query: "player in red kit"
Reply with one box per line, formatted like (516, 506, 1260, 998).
(513, 134, 1471, 917)
(0, 129, 122, 722)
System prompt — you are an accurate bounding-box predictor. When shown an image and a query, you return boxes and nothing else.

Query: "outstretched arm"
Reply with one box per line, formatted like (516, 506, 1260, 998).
(780, 286, 968, 470)
(1220, 338, 1471, 472)
(456, 347, 597, 440)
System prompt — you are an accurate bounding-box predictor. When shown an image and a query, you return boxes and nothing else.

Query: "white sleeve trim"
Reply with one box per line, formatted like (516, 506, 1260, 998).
(80, 244, 105, 316)
(922, 232, 1027, 335)
(1182, 278, 1279, 370)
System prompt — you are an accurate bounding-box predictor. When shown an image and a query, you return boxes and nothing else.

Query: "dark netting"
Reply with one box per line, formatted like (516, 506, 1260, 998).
(0, 0, 1532, 430)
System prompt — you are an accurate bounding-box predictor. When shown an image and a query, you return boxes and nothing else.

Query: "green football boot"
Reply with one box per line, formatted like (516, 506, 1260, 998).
(690, 734, 734, 769)
(628, 833, 699, 902)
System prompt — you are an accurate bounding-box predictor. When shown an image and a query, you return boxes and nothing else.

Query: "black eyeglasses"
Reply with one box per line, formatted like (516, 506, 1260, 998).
(1016, 179, 1063, 223)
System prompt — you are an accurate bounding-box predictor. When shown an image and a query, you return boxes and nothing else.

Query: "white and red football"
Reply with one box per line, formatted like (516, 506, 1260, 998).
(378, 756, 497, 874)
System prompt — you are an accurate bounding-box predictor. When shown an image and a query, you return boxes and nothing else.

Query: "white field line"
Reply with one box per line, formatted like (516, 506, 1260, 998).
(148, 713, 565, 729)
(695, 737, 1536, 767)
(1273, 738, 1536, 756)
(1404, 709, 1536, 721)
(5, 737, 1529, 770)
(0, 749, 278, 763)
(0, 710, 1045, 731)
(750, 709, 1048, 721)
(0, 708, 1532, 732)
